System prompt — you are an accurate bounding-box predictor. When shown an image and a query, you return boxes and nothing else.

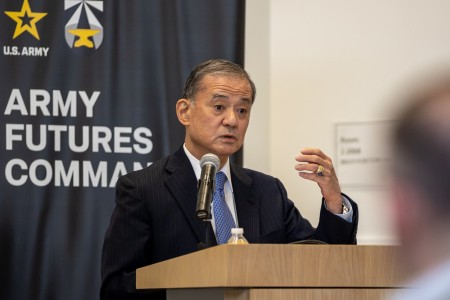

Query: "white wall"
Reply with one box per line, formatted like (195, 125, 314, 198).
(245, 0, 450, 244)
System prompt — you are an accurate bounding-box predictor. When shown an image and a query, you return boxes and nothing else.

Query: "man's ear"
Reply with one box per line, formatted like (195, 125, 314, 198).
(176, 98, 191, 125)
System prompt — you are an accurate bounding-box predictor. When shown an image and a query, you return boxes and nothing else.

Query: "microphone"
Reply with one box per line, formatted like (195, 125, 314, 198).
(196, 153, 220, 220)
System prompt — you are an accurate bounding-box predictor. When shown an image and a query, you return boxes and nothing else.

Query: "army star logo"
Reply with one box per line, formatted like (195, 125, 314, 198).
(5, 0, 47, 40)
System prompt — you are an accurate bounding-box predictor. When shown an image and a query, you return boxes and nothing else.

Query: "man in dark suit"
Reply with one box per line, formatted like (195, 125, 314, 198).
(100, 59, 358, 299)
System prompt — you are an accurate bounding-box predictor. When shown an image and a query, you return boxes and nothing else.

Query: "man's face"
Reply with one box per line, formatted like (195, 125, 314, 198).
(180, 74, 253, 163)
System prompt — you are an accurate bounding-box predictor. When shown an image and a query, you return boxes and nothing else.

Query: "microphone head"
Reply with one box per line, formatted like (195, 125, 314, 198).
(200, 153, 220, 170)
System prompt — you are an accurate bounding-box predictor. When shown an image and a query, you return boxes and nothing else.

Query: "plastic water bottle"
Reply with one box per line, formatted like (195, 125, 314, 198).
(227, 228, 249, 244)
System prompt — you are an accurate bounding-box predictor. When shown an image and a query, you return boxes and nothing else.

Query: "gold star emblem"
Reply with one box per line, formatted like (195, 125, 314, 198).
(4, 0, 47, 40)
(68, 29, 100, 48)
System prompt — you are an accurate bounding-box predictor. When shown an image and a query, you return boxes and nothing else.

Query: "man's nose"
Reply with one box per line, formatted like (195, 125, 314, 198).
(223, 109, 237, 127)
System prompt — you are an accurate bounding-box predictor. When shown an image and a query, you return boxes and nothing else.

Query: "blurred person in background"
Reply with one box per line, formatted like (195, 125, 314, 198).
(391, 74, 450, 300)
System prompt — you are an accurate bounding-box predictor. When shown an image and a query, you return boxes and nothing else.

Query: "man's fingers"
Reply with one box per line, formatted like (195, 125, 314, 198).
(298, 171, 318, 181)
(296, 154, 324, 165)
(299, 148, 328, 159)
(295, 148, 342, 202)
(296, 148, 331, 163)
(295, 163, 329, 176)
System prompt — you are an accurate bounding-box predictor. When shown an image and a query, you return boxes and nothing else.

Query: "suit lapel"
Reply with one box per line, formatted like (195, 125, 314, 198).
(164, 149, 261, 244)
(231, 164, 260, 243)
(165, 147, 207, 242)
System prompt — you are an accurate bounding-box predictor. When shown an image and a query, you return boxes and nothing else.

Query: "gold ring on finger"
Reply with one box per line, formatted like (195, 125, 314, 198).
(316, 165, 325, 176)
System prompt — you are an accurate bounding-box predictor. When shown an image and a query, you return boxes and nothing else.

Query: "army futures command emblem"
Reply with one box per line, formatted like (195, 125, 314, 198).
(64, 0, 104, 52)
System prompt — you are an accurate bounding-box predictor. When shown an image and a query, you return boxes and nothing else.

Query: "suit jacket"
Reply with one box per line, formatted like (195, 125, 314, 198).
(100, 146, 358, 299)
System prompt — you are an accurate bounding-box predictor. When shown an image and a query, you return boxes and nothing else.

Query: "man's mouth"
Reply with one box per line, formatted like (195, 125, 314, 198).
(219, 134, 237, 141)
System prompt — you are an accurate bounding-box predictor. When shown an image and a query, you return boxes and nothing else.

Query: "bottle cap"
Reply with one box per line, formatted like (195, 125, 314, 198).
(231, 228, 244, 235)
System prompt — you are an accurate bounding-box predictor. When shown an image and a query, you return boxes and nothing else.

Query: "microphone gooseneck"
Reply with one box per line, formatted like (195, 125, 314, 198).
(196, 153, 220, 220)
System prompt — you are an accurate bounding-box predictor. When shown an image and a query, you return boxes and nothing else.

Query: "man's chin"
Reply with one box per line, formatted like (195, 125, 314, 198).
(212, 144, 242, 157)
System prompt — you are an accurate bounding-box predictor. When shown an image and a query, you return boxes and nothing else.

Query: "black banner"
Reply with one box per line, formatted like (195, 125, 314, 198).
(0, 1, 245, 299)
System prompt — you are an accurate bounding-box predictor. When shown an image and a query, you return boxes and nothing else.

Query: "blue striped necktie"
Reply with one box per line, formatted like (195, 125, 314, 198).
(213, 171, 236, 244)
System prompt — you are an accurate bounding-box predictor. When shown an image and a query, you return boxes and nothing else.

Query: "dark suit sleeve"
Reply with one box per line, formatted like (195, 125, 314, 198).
(100, 175, 164, 300)
(313, 194, 358, 244)
(274, 178, 358, 245)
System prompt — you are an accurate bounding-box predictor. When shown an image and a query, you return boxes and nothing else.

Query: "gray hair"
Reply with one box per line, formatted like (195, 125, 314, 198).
(182, 59, 256, 102)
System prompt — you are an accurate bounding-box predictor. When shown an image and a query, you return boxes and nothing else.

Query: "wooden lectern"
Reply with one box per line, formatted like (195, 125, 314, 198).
(136, 244, 405, 300)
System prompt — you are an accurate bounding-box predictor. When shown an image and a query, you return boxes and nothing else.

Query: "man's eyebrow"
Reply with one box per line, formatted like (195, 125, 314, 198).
(211, 94, 229, 100)
(211, 94, 252, 104)
(240, 97, 252, 104)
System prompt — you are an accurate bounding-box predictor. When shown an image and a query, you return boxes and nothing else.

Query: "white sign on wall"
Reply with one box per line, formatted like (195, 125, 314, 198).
(335, 121, 394, 188)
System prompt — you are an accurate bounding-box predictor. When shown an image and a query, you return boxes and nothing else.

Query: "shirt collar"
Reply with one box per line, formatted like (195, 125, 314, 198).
(183, 144, 233, 191)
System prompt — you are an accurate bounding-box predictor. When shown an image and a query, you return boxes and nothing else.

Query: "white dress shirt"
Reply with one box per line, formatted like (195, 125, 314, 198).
(184, 145, 238, 233)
